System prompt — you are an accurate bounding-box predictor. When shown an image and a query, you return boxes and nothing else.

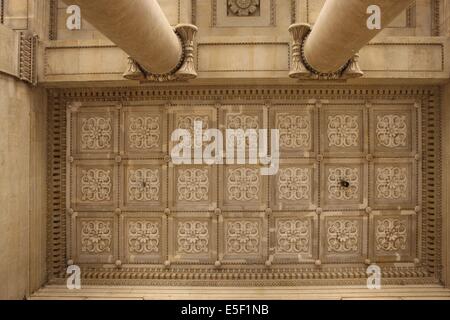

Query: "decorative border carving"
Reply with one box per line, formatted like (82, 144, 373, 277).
(18, 31, 38, 85)
(49, 0, 58, 40)
(431, 0, 440, 36)
(47, 86, 441, 286)
(1, 0, 5, 25)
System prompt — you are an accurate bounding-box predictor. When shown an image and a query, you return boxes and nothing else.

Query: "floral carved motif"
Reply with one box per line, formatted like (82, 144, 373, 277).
(81, 117, 112, 150)
(327, 167, 359, 200)
(128, 169, 160, 202)
(226, 114, 259, 148)
(327, 220, 359, 253)
(80, 169, 112, 201)
(276, 219, 310, 253)
(128, 116, 160, 149)
(376, 167, 408, 200)
(226, 220, 260, 254)
(276, 114, 311, 149)
(81, 220, 112, 254)
(375, 218, 408, 252)
(227, 168, 260, 201)
(177, 169, 209, 201)
(228, 0, 260, 16)
(376, 115, 408, 148)
(177, 115, 209, 147)
(128, 221, 160, 254)
(327, 115, 359, 147)
(177, 221, 209, 254)
(277, 168, 311, 200)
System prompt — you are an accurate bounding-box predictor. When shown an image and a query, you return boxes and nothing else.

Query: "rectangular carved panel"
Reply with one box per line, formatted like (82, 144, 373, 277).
(48, 86, 440, 286)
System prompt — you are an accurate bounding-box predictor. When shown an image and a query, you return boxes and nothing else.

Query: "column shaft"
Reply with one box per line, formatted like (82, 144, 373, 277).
(304, 0, 414, 73)
(64, 0, 183, 74)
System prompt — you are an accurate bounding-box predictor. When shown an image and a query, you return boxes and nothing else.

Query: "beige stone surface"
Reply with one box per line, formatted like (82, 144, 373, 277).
(30, 285, 450, 300)
(0, 74, 47, 299)
(0, 24, 19, 77)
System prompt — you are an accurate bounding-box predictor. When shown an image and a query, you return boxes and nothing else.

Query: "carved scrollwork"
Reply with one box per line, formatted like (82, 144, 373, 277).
(376, 167, 408, 200)
(128, 116, 160, 149)
(226, 220, 260, 254)
(81, 220, 112, 254)
(327, 220, 359, 253)
(327, 167, 359, 200)
(177, 221, 209, 253)
(227, 168, 260, 201)
(277, 168, 310, 200)
(276, 219, 310, 253)
(128, 169, 160, 201)
(327, 115, 359, 147)
(376, 218, 407, 252)
(277, 114, 311, 148)
(376, 115, 408, 148)
(81, 117, 112, 150)
(128, 221, 160, 253)
(177, 169, 209, 201)
(81, 169, 112, 201)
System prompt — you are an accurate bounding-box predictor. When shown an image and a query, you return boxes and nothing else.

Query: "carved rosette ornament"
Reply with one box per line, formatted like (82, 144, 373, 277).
(128, 169, 160, 201)
(128, 221, 160, 253)
(327, 168, 359, 200)
(327, 115, 359, 147)
(376, 115, 408, 148)
(81, 169, 112, 201)
(277, 114, 311, 148)
(227, 168, 260, 201)
(376, 218, 407, 252)
(128, 116, 160, 149)
(276, 219, 310, 253)
(228, 0, 260, 16)
(277, 168, 311, 200)
(226, 221, 260, 254)
(177, 221, 209, 253)
(81, 220, 112, 254)
(123, 24, 198, 82)
(81, 117, 112, 150)
(376, 167, 408, 200)
(327, 220, 359, 253)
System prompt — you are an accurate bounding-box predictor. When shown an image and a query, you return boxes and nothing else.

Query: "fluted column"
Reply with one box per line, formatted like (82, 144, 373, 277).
(303, 0, 414, 74)
(63, 0, 183, 75)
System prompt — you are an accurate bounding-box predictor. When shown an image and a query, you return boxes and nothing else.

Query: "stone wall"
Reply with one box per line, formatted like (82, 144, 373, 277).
(0, 73, 47, 299)
(442, 83, 450, 288)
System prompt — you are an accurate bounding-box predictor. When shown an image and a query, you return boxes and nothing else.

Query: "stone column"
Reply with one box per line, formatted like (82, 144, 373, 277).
(63, 0, 183, 75)
(303, 0, 414, 73)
